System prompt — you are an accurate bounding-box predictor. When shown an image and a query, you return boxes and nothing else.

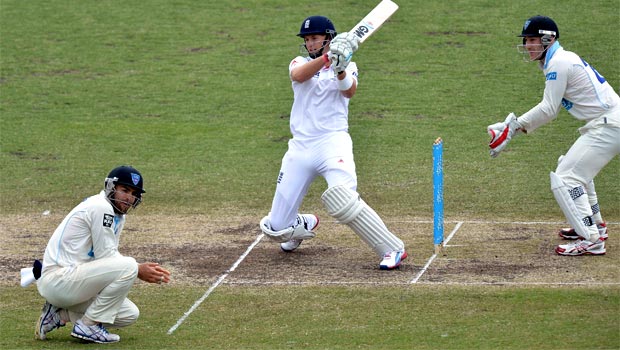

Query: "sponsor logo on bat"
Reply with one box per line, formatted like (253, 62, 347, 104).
(353, 21, 375, 39)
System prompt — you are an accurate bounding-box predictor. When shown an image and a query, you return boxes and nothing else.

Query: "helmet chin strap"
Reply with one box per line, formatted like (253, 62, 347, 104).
(308, 48, 324, 59)
(111, 200, 127, 215)
(104, 182, 141, 215)
(535, 46, 548, 61)
(306, 39, 330, 59)
(107, 190, 129, 214)
(110, 196, 140, 215)
(518, 43, 548, 62)
(537, 32, 555, 61)
(535, 45, 549, 62)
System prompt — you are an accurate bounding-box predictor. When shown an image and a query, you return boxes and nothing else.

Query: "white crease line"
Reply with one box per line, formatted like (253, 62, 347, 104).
(167, 233, 264, 335)
(411, 281, 620, 286)
(174, 219, 619, 226)
(313, 219, 620, 225)
(223, 280, 620, 286)
(410, 221, 463, 284)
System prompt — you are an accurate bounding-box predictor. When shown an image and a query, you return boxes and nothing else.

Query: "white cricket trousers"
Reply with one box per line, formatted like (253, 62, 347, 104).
(556, 114, 620, 187)
(269, 131, 357, 231)
(555, 113, 620, 237)
(37, 256, 139, 327)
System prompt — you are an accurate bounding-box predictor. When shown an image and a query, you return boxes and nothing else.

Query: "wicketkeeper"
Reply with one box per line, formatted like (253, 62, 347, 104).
(259, 15, 408, 269)
(488, 16, 619, 255)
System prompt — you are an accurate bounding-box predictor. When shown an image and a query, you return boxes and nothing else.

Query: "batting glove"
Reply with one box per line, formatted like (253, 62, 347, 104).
(487, 113, 524, 158)
(329, 41, 353, 74)
(329, 53, 350, 74)
(331, 32, 360, 53)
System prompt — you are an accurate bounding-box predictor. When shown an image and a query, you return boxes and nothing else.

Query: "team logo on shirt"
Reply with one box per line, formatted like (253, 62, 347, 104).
(561, 98, 573, 111)
(103, 214, 114, 228)
(546, 72, 557, 81)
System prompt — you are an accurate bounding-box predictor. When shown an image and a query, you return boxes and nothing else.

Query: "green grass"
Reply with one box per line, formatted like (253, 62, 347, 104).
(1, 0, 619, 349)
(1, 0, 618, 218)
(2, 285, 619, 350)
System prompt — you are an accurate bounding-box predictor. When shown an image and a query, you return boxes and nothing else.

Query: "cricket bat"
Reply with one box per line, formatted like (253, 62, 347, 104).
(350, 0, 399, 44)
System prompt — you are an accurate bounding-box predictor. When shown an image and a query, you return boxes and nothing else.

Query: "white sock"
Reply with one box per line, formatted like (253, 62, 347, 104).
(81, 317, 97, 326)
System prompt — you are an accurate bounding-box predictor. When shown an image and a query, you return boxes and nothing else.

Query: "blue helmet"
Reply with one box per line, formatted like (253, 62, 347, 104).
(519, 15, 559, 45)
(297, 16, 337, 39)
(105, 165, 145, 195)
(104, 165, 145, 213)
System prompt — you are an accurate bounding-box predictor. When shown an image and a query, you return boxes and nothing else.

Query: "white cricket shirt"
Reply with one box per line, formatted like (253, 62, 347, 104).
(288, 56, 358, 141)
(42, 191, 125, 271)
(519, 41, 620, 132)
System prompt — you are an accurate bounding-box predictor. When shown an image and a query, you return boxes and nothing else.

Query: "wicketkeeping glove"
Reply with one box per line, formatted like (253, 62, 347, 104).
(487, 113, 524, 158)
(330, 32, 359, 53)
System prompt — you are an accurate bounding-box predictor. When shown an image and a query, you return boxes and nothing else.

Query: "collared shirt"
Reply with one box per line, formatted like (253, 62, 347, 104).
(42, 191, 125, 271)
(288, 56, 359, 141)
(519, 41, 620, 132)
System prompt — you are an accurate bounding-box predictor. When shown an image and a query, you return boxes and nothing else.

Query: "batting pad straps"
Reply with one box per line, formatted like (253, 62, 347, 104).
(260, 216, 316, 243)
(591, 203, 600, 215)
(337, 73, 354, 91)
(568, 186, 585, 200)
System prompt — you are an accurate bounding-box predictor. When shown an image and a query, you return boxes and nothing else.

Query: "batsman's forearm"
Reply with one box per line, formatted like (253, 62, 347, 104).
(291, 54, 329, 82)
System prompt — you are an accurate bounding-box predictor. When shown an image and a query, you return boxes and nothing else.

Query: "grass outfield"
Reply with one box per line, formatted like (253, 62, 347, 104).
(1, 0, 619, 349)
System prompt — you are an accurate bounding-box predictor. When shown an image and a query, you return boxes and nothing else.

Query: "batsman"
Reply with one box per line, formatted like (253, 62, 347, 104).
(259, 15, 407, 270)
(488, 16, 619, 256)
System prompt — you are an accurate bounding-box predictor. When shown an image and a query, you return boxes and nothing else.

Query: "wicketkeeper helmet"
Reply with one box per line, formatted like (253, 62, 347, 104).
(519, 15, 559, 45)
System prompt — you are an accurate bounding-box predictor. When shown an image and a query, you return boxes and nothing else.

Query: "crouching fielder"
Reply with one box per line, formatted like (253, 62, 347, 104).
(29, 166, 171, 344)
(487, 15, 620, 256)
(260, 15, 407, 270)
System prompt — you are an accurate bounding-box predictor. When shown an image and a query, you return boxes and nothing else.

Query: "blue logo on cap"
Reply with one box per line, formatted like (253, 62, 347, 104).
(131, 173, 141, 186)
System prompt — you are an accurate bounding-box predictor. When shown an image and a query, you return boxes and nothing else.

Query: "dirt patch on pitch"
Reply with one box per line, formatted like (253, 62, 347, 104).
(1, 214, 618, 287)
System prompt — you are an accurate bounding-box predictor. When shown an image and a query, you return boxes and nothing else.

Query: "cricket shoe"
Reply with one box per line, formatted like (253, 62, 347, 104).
(35, 301, 66, 340)
(71, 319, 120, 344)
(555, 238, 606, 256)
(379, 250, 408, 270)
(558, 222, 608, 241)
(280, 214, 319, 252)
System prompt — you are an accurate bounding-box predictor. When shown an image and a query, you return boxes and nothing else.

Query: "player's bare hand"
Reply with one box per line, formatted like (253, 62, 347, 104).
(138, 262, 171, 284)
